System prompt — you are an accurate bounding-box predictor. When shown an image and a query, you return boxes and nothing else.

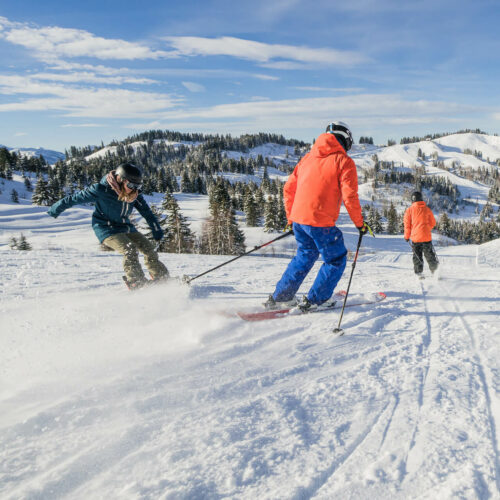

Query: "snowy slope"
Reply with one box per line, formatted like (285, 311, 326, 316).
(85, 140, 203, 161)
(350, 133, 500, 221)
(1, 187, 500, 499)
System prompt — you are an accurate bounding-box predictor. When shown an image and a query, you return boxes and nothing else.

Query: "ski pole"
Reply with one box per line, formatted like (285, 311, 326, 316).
(408, 240, 423, 265)
(184, 230, 294, 284)
(333, 232, 364, 335)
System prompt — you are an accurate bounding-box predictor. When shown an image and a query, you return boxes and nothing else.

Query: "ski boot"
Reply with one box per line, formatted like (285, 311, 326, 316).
(263, 294, 298, 310)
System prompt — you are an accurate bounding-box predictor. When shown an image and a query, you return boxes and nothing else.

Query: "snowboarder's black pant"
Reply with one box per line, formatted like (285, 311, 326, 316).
(412, 241, 439, 274)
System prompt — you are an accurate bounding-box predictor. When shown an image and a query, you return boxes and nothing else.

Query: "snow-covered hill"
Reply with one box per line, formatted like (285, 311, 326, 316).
(1, 145, 65, 165)
(1, 172, 500, 498)
(350, 133, 500, 222)
(79, 131, 500, 223)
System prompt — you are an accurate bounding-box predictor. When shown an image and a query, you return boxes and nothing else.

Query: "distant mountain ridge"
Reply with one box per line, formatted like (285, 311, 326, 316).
(0, 144, 65, 165)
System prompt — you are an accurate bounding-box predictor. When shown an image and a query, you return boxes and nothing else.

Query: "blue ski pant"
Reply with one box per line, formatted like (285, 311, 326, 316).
(273, 223, 347, 305)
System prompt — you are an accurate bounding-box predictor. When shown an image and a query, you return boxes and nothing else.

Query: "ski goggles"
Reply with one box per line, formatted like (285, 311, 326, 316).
(125, 181, 142, 190)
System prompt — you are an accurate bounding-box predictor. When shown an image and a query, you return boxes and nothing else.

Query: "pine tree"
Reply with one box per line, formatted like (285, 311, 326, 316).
(11, 189, 19, 203)
(200, 179, 245, 255)
(277, 194, 288, 229)
(32, 176, 53, 206)
(386, 202, 398, 234)
(18, 234, 32, 250)
(24, 176, 33, 191)
(367, 205, 383, 234)
(244, 193, 259, 227)
(264, 196, 281, 232)
(180, 170, 192, 193)
(161, 192, 195, 253)
(254, 189, 265, 221)
(437, 212, 452, 237)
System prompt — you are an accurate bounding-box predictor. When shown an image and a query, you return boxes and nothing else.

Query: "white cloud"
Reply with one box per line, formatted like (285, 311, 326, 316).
(0, 75, 181, 118)
(61, 123, 107, 128)
(31, 72, 156, 85)
(294, 86, 364, 92)
(0, 17, 172, 62)
(182, 81, 205, 92)
(253, 74, 280, 81)
(127, 94, 479, 134)
(165, 36, 368, 67)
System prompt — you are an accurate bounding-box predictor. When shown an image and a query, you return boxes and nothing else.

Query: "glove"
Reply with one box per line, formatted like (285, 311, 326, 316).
(152, 228, 164, 241)
(357, 222, 369, 235)
(405, 238, 409, 242)
(284, 222, 293, 232)
(47, 207, 58, 218)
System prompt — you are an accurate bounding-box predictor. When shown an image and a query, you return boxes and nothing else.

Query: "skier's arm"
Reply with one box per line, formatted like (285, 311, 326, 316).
(428, 209, 436, 230)
(283, 164, 299, 222)
(339, 157, 364, 227)
(134, 195, 163, 240)
(403, 208, 411, 240)
(48, 184, 100, 218)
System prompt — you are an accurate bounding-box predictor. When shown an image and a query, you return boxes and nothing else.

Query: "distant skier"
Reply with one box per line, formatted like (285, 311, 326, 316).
(404, 191, 439, 277)
(48, 163, 169, 288)
(264, 121, 369, 312)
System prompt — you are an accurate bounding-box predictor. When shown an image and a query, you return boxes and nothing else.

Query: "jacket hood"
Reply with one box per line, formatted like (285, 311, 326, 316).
(311, 133, 345, 158)
(413, 201, 427, 207)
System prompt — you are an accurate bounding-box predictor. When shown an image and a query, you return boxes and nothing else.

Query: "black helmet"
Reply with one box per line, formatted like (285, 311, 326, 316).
(326, 121, 353, 151)
(411, 191, 423, 202)
(116, 163, 143, 188)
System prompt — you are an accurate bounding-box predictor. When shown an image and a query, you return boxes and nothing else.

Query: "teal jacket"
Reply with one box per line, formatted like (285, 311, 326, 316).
(48, 176, 163, 243)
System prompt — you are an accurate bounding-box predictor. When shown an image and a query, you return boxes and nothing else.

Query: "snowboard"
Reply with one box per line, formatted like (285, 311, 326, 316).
(236, 291, 387, 322)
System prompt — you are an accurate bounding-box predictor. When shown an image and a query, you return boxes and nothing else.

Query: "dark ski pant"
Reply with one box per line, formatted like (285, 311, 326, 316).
(103, 232, 168, 284)
(273, 223, 347, 305)
(412, 240, 439, 274)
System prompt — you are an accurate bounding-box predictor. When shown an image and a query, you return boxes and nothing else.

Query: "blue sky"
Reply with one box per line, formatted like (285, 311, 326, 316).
(0, 0, 499, 151)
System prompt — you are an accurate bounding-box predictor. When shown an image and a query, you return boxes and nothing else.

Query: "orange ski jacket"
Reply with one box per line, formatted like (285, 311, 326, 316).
(283, 133, 364, 228)
(404, 201, 436, 242)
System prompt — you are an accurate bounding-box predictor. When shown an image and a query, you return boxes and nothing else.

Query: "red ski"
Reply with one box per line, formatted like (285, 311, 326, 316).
(237, 291, 387, 322)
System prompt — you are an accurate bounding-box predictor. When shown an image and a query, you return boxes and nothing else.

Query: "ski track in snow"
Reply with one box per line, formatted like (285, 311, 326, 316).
(1, 223, 500, 498)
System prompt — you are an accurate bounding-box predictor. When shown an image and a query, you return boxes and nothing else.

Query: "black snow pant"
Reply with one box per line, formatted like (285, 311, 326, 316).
(412, 241, 439, 274)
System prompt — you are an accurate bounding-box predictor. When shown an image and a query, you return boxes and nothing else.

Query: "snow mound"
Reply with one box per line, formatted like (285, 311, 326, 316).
(476, 238, 500, 268)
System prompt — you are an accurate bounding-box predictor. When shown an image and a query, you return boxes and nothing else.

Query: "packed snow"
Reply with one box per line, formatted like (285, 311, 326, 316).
(1, 176, 499, 499)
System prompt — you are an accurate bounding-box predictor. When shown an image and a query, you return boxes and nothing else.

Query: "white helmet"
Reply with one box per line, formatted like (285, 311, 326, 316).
(326, 121, 353, 151)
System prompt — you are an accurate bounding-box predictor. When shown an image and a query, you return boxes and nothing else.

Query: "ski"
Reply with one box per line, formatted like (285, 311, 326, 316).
(236, 291, 387, 322)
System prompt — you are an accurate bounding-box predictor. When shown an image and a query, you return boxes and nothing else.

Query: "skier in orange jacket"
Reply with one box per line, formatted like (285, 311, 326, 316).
(265, 121, 368, 312)
(404, 191, 439, 276)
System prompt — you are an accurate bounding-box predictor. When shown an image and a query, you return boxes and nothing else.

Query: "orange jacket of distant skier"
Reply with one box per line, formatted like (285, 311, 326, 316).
(404, 201, 436, 242)
(283, 133, 364, 228)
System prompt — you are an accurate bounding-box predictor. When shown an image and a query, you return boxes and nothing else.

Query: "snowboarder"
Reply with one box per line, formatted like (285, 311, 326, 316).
(404, 191, 439, 277)
(47, 163, 169, 288)
(264, 121, 368, 312)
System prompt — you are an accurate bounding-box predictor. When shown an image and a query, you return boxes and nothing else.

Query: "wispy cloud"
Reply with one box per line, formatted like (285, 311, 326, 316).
(61, 123, 107, 128)
(182, 81, 205, 93)
(30, 72, 157, 85)
(0, 17, 172, 63)
(293, 86, 364, 92)
(127, 94, 479, 133)
(164, 36, 368, 68)
(0, 75, 181, 118)
(253, 74, 280, 81)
